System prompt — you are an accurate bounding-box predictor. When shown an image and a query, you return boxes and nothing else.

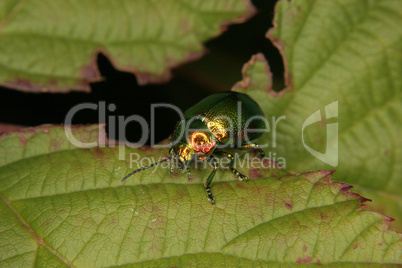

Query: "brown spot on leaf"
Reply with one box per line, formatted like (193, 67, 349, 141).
(152, 205, 159, 213)
(139, 146, 154, 152)
(296, 256, 311, 263)
(353, 243, 358, 249)
(176, 189, 184, 200)
(50, 138, 62, 151)
(378, 243, 383, 246)
(179, 19, 191, 33)
(19, 135, 28, 146)
(249, 168, 262, 179)
(340, 184, 352, 191)
(284, 201, 292, 210)
(171, 171, 180, 178)
(236, 182, 245, 189)
(94, 147, 104, 159)
(303, 245, 308, 252)
(152, 184, 160, 190)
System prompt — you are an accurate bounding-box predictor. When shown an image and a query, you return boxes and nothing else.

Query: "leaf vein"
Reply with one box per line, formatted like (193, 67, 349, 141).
(0, 193, 74, 267)
(338, 218, 381, 260)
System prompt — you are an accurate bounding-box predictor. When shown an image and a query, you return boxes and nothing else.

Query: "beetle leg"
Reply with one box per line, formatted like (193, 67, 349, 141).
(214, 151, 248, 181)
(186, 165, 191, 179)
(241, 143, 265, 158)
(205, 156, 218, 204)
(170, 157, 175, 174)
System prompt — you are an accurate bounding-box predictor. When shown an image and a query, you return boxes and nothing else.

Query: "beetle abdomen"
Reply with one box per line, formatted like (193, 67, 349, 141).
(184, 92, 265, 145)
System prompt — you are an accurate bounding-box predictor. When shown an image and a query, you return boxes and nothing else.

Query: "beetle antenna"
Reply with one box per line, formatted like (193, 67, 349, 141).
(121, 157, 171, 182)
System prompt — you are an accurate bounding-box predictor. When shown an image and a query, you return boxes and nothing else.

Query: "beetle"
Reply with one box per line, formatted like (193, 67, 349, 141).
(122, 91, 266, 204)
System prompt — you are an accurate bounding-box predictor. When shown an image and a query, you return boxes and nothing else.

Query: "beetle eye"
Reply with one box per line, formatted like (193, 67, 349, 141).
(190, 132, 208, 145)
(191, 132, 208, 145)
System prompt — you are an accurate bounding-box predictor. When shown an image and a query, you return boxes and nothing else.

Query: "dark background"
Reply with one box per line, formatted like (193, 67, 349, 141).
(0, 0, 284, 144)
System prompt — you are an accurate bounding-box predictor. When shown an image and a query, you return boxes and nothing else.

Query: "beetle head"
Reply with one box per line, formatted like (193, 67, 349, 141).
(169, 143, 195, 169)
(172, 118, 217, 154)
(188, 131, 216, 156)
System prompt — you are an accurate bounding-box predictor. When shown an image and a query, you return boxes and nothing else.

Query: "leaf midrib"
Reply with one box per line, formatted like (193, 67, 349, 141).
(0, 192, 73, 267)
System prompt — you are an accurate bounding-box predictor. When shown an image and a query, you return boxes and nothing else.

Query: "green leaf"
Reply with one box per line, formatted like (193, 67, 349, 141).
(234, 0, 402, 231)
(0, 126, 401, 266)
(0, 0, 254, 92)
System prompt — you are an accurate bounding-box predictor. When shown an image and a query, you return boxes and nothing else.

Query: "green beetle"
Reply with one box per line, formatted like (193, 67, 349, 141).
(122, 91, 266, 204)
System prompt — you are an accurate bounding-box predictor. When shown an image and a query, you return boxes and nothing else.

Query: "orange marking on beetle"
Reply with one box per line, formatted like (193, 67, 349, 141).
(189, 132, 216, 154)
(207, 121, 228, 141)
